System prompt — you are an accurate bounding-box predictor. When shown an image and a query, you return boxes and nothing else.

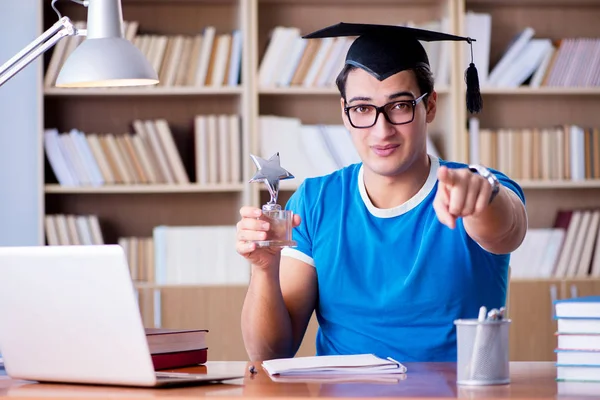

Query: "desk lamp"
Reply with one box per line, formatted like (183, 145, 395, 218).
(0, 0, 158, 88)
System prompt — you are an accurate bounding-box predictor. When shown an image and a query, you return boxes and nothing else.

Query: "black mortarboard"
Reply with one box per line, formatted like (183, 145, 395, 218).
(303, 22, 482, 114)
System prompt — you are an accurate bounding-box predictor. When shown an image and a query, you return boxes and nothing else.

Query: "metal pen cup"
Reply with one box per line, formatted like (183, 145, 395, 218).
(454, 318, 511, 386)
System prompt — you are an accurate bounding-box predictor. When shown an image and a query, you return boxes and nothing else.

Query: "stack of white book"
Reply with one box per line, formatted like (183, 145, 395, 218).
(555, 296, 600, 391)
(152, 225, 248, 286)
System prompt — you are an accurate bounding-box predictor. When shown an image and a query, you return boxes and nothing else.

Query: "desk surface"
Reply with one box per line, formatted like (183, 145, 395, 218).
(0, 361, 593, 399)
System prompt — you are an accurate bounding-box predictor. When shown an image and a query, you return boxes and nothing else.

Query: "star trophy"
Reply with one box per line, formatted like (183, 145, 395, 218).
(249, 153, 297, 248)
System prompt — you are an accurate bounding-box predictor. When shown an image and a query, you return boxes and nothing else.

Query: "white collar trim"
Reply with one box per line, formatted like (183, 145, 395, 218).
(358, 155, 440, 218)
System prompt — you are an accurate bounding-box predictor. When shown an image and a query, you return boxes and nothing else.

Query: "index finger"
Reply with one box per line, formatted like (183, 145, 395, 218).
(437, 165, 457, 186)
(240, 206, 262, 218)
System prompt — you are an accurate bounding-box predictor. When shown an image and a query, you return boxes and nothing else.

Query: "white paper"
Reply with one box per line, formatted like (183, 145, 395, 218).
(261, 354, 407, 376)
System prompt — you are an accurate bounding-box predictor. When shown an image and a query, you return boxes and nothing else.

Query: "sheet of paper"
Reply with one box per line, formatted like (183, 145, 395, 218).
(262, 354, 407, 376)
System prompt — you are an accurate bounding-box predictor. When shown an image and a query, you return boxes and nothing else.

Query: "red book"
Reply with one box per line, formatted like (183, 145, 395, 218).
(151, 348, 208, 370)
(145, 328, 208, 370)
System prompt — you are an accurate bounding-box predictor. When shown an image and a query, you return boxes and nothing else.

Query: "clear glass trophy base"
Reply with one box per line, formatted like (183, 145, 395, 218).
(254, 204, 297, 248)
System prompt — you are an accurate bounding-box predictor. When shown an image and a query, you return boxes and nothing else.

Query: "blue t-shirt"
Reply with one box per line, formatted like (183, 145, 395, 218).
(282, 155, 525, 362)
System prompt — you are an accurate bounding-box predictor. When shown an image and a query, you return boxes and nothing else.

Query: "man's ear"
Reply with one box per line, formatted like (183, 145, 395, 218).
(425, 91, 437, 123)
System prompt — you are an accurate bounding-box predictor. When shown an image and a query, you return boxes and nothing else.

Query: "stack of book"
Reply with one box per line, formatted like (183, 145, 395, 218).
(146, 328, 208, 370)
(555, 296, 600, 394)
(152, 225, 249, 286)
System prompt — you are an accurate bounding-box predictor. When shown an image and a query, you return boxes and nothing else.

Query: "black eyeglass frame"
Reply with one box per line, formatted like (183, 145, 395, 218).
(343, 92, 429, 129)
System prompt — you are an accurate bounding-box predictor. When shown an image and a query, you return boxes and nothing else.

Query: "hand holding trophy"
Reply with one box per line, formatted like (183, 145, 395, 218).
(248, 153, 297, 248)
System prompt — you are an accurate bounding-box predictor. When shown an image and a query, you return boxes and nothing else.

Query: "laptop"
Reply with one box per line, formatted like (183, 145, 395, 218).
(0, 245, 244, 387)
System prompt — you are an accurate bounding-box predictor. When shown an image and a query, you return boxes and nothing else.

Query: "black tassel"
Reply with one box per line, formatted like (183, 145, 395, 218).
(465, 39, 483, 114)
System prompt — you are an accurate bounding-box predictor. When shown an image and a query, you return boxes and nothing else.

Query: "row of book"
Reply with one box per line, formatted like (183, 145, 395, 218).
(46, 117, 600, 189)
(44, 115, 242, 187)
(119, 236, 154, 283)
(44, 214, 104, 246)
(259, 19, 451, 89)
(486, 25, 600, 88)
(469, 120, 599, 181)
(555, 296, 600, 390)
(511, 209, 600, 279)
(44, 17, 600, 90)
(43, 215, 248, 286)
(44, 120, 187, 186)
(46, 114, 370, 189)
(153, 225, 249, 286)
(45, 21, 242, 88)
(43, 211, 600, 284)
(194, 114, 242, 185)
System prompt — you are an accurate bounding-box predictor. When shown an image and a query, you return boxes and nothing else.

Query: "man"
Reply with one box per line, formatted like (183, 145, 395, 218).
(236, 23, 527, 362)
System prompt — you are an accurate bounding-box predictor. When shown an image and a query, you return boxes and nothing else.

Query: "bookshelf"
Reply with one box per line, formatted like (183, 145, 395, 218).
(44, 87, 245, 96)
(459, 0, 600, 362)
(31, 0, 600, 361)
(44, 183, 245, 194)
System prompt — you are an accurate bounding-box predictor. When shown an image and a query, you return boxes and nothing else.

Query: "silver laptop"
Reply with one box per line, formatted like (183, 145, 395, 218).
(0, 245, 244, 387)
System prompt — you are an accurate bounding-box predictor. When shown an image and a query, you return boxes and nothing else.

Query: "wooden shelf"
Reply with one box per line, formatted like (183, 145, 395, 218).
(134, 282, 249, 289)
(259, 86, 450, 95)
(480, 87, 600, 95)
(518, 180, 600, 189)
(259, 0, 442, 4)
(44, 184, 245, 194)
(467, 0, 600, 5)
(44, 86, 243, 96)
(272, 180, 600, 191)
(259, 87, 339, 95)
(510, 277, 600, 282)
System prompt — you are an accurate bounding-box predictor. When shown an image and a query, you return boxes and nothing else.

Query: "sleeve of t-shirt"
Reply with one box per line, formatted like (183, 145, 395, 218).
(280, 181, 315, 267)
(466, 168, 526, 256)
(490, 167, 525, 205)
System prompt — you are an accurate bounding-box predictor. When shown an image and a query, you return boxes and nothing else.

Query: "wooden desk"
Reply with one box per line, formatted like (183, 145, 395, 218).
(0, 361, 589, 399)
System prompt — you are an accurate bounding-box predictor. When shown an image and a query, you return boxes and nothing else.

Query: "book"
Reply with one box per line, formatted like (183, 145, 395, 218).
(151, 348, 207, 371)
(556, 349, 600, 366)
(555, 296, 600, 318)
(558, 317, 600, 334)
(558, 380, 600, 395)
(557, 365, 600, 382)
(557, 333, 600, 350)
(145, 328, 208, 370)
(261, 354, 407, 376)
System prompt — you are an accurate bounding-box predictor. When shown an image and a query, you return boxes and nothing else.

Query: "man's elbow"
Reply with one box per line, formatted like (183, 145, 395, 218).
(481, 199, 528, 255)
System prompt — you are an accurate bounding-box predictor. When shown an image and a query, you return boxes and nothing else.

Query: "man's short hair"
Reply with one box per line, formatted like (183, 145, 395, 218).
(335, 64, 434, 105)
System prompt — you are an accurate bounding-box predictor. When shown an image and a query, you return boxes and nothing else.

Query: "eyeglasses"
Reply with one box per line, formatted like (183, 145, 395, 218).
(343, 92, 428, 129)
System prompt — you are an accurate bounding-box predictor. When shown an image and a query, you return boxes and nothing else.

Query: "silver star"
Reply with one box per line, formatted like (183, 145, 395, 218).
(249, 153, 294, 205)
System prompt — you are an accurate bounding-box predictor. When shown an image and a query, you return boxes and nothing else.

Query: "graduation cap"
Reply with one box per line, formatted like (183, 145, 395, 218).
(303, 22, 482, 114)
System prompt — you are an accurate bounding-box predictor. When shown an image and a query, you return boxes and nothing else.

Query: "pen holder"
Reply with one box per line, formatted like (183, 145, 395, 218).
(454, 318, 511, 386)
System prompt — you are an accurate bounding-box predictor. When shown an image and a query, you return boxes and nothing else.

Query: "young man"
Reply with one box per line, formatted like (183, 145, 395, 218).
(236, 23, 528, 362)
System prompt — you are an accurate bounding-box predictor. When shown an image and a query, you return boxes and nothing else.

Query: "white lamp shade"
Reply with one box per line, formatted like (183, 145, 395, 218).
(55, 37, 159, 88)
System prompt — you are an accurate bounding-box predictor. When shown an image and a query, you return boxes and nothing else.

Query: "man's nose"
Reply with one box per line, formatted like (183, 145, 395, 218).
(370, 112, 395, 139)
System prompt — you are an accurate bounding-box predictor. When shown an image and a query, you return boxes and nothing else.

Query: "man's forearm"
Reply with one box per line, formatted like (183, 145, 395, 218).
(241, 265, 294, 361)
(463, 186, 527, 254)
